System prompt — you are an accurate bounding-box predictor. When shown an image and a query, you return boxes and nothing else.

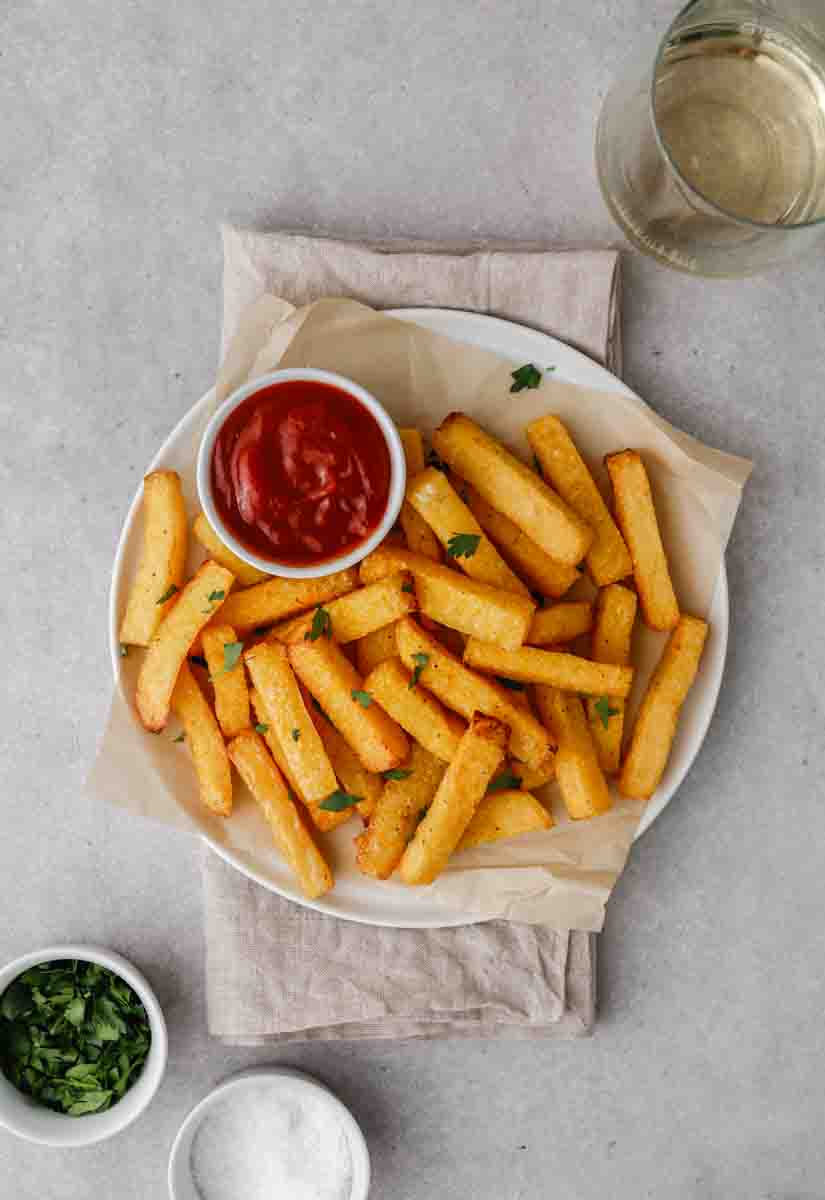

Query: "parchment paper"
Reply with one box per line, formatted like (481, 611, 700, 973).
(91, 296, 751, 930)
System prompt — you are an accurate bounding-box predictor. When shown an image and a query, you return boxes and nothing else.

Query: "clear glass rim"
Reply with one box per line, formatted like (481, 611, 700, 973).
(650, 0, 825, 231)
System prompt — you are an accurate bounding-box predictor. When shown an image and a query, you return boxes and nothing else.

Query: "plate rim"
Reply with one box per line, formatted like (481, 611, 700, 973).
(109, 307, 729, 927)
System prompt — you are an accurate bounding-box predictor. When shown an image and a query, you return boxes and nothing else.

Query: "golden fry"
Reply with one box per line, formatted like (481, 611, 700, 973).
(619, 614, 708, 800)
(432, 413, 592, 565)
(360, 546, 535, 651)
(354, 622, 401, 676)
(120, 471, 188, 647)
(355, 743, 446, 879)
(364, 657, 467, 762)
(288, 638, 409, 774)
(306, 693, 383, 822)
(586, 584, 638, 773)
(395, 618, 551, 766)
(399, 714, 508, 885)
(463, 639, 634, 699)
(192, 510, 268, 587)
(462, 484, 580, 599)
(458, 789, 553, 850)
(227, 730, 333, 900)
(606, 450, 679, 631)
(527, 415, 632, 586)
(136, 561, 234, 731)
(534, 685, 611, 820)
(249, 687, 340, 830)
(202, 623, 250, 739)
(217, 568, 359, 635)
(170, 663, 232, 817)
(399, 428, 441, 559)
(268, 573, 415, 644)
(406, 468, 529, 595)
(528, 601, 594, 647)
(244, 643, 337, 804)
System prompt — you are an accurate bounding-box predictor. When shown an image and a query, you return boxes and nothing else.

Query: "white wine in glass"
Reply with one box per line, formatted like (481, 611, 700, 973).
(596, 1, 825, 276)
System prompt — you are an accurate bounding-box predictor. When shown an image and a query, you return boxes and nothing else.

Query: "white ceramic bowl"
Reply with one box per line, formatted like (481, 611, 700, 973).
(196, 367, 406, 579)
(168, 1067, 370, 1200)
(0, 944, 168, 1147)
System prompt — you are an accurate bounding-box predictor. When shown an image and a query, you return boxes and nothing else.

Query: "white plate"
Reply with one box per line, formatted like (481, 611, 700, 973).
(109, 308, 728, 928)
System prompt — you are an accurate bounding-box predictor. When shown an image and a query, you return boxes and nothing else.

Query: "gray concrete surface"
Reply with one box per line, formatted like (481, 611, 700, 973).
(2, 1, 823, 1196)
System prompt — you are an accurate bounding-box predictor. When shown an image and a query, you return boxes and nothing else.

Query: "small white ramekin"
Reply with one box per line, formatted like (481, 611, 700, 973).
(168, 1067, 370, 1200)
(196, 367, 406, 579)
(0, 944, 168, 1147)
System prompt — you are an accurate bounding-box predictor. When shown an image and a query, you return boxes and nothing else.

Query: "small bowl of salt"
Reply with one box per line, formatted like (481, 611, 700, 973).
(168, 1067, 370, 1200)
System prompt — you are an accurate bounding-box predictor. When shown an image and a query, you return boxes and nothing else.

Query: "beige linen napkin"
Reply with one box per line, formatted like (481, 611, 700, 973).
(204, 229, 623, 1043)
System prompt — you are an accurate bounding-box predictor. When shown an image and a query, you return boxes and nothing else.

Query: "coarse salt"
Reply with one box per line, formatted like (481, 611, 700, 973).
(190, 1080, 354, 1200)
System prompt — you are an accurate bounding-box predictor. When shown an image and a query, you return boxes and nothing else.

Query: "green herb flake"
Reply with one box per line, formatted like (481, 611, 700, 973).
(446, 533, 481, 560)
(351, 689, 372, 708)
(206, 589, 225, 603)
(0, 959, 151, 1118)
(291, 728, 301, 742)
(594, 696, 621, 730)
(487, 768, 522, 794)
(172, 733, 186, 743)
(496, 676, 526, 691)
(383, 768, 413, 781)
(510, 363, 542, 393)
(408, 652, 429, 690)
(119, 644, 129, 658)
(319, 790, 361, 812)
(401, 581, 415, 594)
(304, 606, 332, 642)
(221, 641, 244, 674)
(156, 584, 179, 605)
(255, 723, 269, 735)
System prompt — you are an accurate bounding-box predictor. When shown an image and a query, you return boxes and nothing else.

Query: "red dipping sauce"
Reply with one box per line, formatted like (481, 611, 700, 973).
(211, 378, 392, 568)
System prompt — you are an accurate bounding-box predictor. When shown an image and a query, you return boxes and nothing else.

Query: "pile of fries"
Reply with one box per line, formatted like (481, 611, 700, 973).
(120, 412, 708, 900)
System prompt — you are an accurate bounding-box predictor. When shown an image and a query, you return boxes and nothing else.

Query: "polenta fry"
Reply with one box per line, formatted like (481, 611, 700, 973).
(227, 730, 333, 900)
(619, 614, 708, 800)
(528, 601, 594, 647)
(399, 714, 508, 885)
(306, 692, 383, 821)
(527, 415, 632, 586)
(432, 413, 592, 565)
(363, 657, 467, 761)
(120, 471, 188, 646)
(359, 546, 535, 650)
(288, 638, 409, 774)
(268, 573, 415, 644)
(463, 639, 634, 698)
(585, 584, 638, 773)
(534, 685, 611, 820)
(406, 468, 529, 595)
(354, 622, 401, 676)
(136, 560, 234, 731)
(605, 450, 680, 632)
(399, 427, 441, 559)
(202, 623, 250, 739)
(192, 510, 268, 587)
(458, 789, 552, 850)
(395, 618, 551, 766)
(170, 663, 232, 817)
(244, 643, 338, 804)
(216, 567, 359, 635)
(355, 743, 446, 879)
(462, 484, 580, 599)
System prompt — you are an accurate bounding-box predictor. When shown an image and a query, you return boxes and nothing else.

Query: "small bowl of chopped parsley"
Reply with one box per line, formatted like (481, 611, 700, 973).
(0, 945, 167, 1146)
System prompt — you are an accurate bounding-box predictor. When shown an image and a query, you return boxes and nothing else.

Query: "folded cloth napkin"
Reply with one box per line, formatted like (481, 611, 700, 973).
(205, 229, 623, 1043)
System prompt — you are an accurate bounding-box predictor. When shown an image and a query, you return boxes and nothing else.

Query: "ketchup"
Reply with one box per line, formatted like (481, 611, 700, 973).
(211, 378, 391, 567)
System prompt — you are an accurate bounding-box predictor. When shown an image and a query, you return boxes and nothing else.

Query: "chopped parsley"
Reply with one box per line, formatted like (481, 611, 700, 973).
(446, 533, 480, 560)
(408, 652, 429, 690)
(156, 584, 179, 605)
(383, 768, 413, 781)
(594, 697, 621, 730)
(351, 689, 372, 708)
(319, 790, 361, 812)
(510, 363, 542, 392)
(487, 768, 522, 794)
(305, 606, 332, 641)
